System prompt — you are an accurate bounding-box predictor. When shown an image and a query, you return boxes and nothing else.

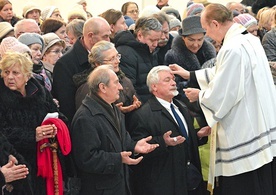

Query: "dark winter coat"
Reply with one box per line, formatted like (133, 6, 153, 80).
(114, 30, 159, 104)
(71, 93, 136, 195)
(0, 77, 58, 195)
(74, 69, 137, 110)
(52, 37, 91, 123)
(128, 96, 203, 195)
(0, 134, 33, 195)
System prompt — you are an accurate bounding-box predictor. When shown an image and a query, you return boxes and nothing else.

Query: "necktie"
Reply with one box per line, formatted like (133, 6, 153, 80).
(170, 104, 188, 139)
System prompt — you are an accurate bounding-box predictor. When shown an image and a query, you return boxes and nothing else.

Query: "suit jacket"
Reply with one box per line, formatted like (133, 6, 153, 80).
(71, 94, 136, 195)
(128, 96, 202, 195)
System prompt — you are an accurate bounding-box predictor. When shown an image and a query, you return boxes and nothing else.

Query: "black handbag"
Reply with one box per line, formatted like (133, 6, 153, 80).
(63, 155, 81, 195)
(187, 161, 203, 191)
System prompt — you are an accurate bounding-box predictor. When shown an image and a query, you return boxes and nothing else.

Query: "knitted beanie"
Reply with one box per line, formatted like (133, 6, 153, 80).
(0, 37, 31, 57)
(42, 33, 65, 56)
(0, 22, 14, 40)
(67, 5, 87, 22)
(18, 33, 44, 50)
(169, 16, 181, 30)
(233, 13, 257, 28)
(41, 6, 57, 21)
(187, 3, 204, 16)
(22, 3, 41, 18)
(161, 6, 180, 19)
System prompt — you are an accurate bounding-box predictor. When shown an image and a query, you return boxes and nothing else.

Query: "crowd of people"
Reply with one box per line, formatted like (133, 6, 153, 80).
(0, 0, 275, 194)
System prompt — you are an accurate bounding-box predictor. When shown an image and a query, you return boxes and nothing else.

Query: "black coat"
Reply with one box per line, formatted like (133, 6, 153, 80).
(157, 34, 174, 65)
(0, 78, 58, 195)
(52, 38, 91, 123)
(114, 30, 159, 104)
(128, 96, 203, 195)
(0, 134, 33, 195)
(71, 94, 137, 195)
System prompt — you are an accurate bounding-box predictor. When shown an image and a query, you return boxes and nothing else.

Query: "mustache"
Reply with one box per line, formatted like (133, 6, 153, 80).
(158, 39, 169, 44)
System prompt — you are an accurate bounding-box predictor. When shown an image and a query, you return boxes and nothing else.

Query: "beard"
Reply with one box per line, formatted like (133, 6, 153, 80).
(172, 88, 179, 97)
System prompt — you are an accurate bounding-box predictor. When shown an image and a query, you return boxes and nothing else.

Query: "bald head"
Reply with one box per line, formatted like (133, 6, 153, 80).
(14, 19, 41, 38)
(83, 17, 111, 50)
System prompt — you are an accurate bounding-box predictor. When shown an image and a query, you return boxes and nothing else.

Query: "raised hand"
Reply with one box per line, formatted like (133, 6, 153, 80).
(116, 95, 142, 113)
(121, 151, 143, 165)
(163, 130, 185, 146)
(169, 64, 190, 80)
(134, 136, 159, 154)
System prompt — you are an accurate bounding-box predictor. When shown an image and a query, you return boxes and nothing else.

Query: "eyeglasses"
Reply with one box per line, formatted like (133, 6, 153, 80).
(102, 54, 121, 62)
(49, 49, 63, 54)
(127, 10, 139, 14)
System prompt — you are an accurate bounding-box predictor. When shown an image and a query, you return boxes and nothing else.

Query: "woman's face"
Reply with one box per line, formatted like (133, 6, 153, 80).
(126, 3, 139, 21)
(55, 25, 68, 41)
(100, 48, 120, 73)
(0, 3, 13, 21)
(43, 45, 63, 65)
(2, 63, 29, 95)
(29, 43, 42, 64)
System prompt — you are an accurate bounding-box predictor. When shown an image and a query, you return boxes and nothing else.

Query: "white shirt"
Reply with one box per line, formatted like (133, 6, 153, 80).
(156, 97, 189, 136)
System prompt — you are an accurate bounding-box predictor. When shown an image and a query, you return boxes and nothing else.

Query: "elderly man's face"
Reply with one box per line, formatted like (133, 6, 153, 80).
(152, 70, 178, 102)
(182, 33, 205, 54)
(158, 21, 169, 47)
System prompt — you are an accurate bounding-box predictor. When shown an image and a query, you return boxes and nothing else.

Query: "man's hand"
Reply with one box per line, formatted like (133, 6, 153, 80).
(163, 131, 185, 146)
(169, 64, 190, 80)
(121, 151, 143, 165)
(197, 126, 211, 138)
(184, 88, 200, 102)
(116, 95, 142, 113)
(0, 161, 29, 183)
(134, 136, 159, 154)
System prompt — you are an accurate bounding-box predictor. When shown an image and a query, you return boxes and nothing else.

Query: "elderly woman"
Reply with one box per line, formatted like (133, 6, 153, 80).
(74, 40, 141, 113)
(42, 33, 66, 82)
(0, 133, 32, 194)
(0, 52, 66, 194)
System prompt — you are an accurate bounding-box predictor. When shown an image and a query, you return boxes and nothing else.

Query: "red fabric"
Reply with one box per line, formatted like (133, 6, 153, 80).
(37, 118, 71, 195)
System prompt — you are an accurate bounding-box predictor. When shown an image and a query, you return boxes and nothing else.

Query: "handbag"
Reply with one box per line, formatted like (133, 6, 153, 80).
(63, 155, 81, 195)
(187, 161, 203, 191)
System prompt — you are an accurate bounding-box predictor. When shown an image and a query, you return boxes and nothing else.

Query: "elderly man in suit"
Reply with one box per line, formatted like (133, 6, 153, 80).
(128, 65, 210, 195)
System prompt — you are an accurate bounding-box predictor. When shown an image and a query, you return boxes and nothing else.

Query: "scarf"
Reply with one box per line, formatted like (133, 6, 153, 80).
(37, 118, 71, 195)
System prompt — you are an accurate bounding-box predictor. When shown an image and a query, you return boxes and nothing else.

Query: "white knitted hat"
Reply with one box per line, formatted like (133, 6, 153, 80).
(41, 6, 57, 21)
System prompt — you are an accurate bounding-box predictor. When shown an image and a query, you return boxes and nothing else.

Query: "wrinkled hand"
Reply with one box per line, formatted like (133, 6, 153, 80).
(121, 151, 143, 165)
(169, 64, 190, 80)
(163, 130, 185, 146)
(184, 88, 200, 102)
(116, 95, 142, 113)
(0, 161, 29, 183)
(197, 126, 211, 138)
(36, 124, 57, 142)
(134, 136, 159, 154)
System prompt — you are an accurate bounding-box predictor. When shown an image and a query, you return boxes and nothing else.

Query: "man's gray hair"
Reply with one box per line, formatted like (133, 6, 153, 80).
(88, 40, 114, 68)
(66, 19, 84, 39)
(134, 16, 162, 36)
(147, 65, 171, 92)
(87, 65, 114, 93)
(14, 19, 39, 38)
